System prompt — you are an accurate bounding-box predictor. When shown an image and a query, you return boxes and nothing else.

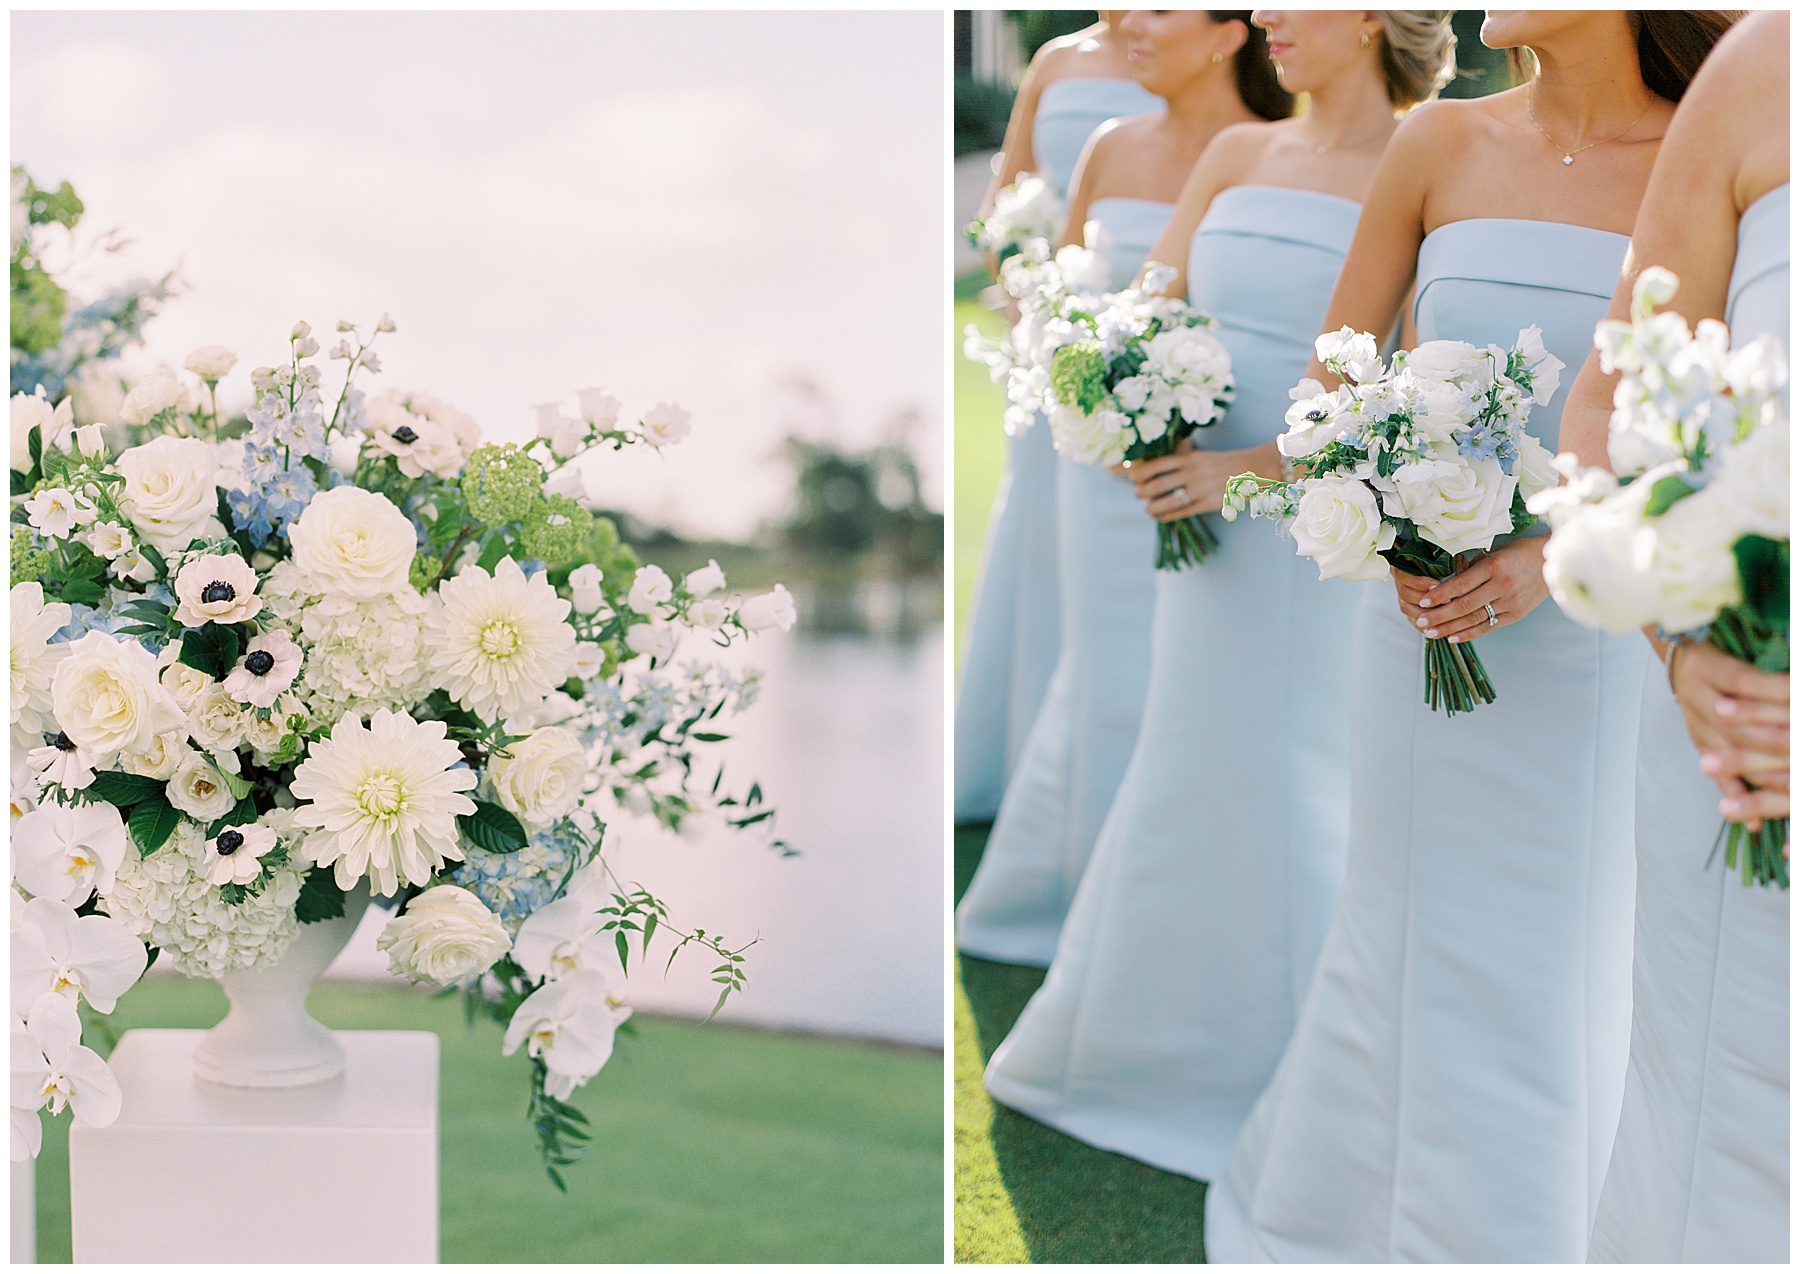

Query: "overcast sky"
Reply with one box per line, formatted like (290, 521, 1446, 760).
(12, 11, 945, 539)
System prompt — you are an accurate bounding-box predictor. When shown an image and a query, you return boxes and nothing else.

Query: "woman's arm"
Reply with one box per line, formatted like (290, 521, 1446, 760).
(980, 34, 1090, 223)
(1131, 121, 1266, 296)
(1056, 118, 1124, 251)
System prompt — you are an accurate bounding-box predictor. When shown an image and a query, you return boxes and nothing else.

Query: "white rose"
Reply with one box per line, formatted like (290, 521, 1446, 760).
(739, 583, 798, 633)
(628, 565, 674, 614)
(120, 729, 188, 780)
(683, 559, 726, 598)
(166, 750, 236, 822)
(184, 346, 237, 382)
(1543, 501, 1660, 634)
(50, 631, 184, 759)
(115, 435, 222, 553)
(1048, 403, 1129, 467)
(185, 684, 250, 754)
(1385, 455, 1519, 558)
(488, 726, 587, 831)
(11, 393, 72, 471)
(289, 486, 416, 599)
(1290, 476, 1396, 582)
(376, 886, 512, 985)
(172, 553, 262, 627)
(1514, 433, 1561, 501)
(119, 366, 187, 427)
(1711, 421, 1788, 541)
(157, 646, 215, 714)
(1649, 484, 1742, 633)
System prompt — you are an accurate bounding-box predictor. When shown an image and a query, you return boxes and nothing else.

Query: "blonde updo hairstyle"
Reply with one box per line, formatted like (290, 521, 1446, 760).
(1377, 11, 1457, 109)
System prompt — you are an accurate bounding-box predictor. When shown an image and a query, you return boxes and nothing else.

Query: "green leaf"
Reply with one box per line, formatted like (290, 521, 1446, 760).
(60, 578, 103, 606)
(476, 534, 509, 573)
(457, 799, 529, 853)
(87, 771, 165, 807)
(127, 796, 181, 856)
(615, 929, 631, 973)
(690, 731, 728, 743)
(1733, 534, 1790, 629)
(205, 794, 260, 839)
(295, 866, 347, 923)
(1643, 472, 1698, 518)
(178, 629, 222, 679)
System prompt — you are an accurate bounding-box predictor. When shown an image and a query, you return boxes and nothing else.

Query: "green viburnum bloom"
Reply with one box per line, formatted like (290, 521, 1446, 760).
(461, 443, 544, 527)
(519, 493, 593, 566)
(1050, 341, 1109, 416)
(11, 526, 56, 586)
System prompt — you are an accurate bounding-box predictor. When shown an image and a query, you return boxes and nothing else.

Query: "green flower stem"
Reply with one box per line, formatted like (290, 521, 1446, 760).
(1422, 634, 1495, 717)
(1155, 513, 1217, 571)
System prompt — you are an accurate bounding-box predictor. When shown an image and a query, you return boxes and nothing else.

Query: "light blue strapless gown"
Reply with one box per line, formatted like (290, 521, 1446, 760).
(983, 187, 1367, 1177)
(1589, 183, 1791, 1264)
(956, 195, 1172, 965)
(954, 77, 1163, 823)
(1208, 219, 1647, 1263)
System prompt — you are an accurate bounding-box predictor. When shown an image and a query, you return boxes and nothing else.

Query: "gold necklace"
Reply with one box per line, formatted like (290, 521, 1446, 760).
(1310, 120, 1396, 156)
(1524, 84, 1653, 166)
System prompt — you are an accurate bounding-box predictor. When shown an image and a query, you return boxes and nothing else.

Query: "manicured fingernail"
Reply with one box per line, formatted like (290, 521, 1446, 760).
(1425, 629, 1439, 639)
(1716, 698, 1738, 717)
(1449, 635, 1462, 644)
(1416, 617, 1429, 629)
(1721, 797, 1742, 816)
(1699, 753, 1722, 774)
(1420, 598, 1434, 608)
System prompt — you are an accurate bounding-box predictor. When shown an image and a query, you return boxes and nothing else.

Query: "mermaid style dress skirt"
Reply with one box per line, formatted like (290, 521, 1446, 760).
(955, 196, 1172, 965)
(954, 77, 1162, 823)
(1208, 219, 1647, 1262)
(983, 187, 1366, 1179)
(1589, 183, 1791, 1264)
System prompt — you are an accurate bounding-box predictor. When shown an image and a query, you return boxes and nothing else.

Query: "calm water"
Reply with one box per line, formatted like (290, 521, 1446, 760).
(329, 628, 946, 1048)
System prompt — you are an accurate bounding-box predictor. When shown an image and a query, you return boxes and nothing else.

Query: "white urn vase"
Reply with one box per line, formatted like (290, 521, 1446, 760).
(192, 881, 372, 1088)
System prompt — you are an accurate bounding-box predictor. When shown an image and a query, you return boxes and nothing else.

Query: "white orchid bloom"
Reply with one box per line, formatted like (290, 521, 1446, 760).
(11, 801, 130, 907)
(18, 993, 122, 1133)
(501, 969, 631, 1101)
(12, 895, 148, 1015)
(511, 890, 613, 984)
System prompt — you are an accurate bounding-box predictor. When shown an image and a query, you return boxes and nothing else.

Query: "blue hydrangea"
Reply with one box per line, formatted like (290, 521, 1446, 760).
(452, 821, 591, 933)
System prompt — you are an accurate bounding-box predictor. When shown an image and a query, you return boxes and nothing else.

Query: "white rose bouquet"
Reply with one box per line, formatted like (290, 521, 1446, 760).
(10, 314, 796, 1183)
(1223, 325, 1564, 714)
(965, 171, 1062, 265)
(1532, 268, 1788, 886)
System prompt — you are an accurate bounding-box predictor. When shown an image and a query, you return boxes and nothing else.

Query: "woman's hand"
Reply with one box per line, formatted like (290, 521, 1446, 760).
(1391, 538, 1551, 643)
(1671, 641, 1791, 799)
(1122, 440, 1281, 521)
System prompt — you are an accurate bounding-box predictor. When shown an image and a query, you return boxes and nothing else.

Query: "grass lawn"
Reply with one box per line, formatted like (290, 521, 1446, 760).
(954, 285, 1010, 675)
(33, 979, 942, 1264)
(953, 823, 1210, 1264)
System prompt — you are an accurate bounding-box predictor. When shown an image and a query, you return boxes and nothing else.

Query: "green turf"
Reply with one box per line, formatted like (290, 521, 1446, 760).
(953, 823, 1211, 1263)
(32, 978, 942, 1263)
(955, 287, 1011, 676)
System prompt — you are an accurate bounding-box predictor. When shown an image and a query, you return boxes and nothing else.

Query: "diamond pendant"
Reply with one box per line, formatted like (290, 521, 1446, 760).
(1561, 154, 1574, 165)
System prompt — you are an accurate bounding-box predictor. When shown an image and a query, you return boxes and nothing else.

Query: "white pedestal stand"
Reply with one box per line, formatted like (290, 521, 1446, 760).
(69, 1029, 437, 1263)
(12, 1158, 34, 1263)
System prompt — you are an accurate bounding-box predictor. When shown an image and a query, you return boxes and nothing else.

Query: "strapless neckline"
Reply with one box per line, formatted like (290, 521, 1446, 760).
(1214, 184, 1362, 212)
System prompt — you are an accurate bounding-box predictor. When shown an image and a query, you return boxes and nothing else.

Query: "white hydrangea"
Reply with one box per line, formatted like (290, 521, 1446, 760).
(100, 821, 305, 979)
(261, 562, 431, 721)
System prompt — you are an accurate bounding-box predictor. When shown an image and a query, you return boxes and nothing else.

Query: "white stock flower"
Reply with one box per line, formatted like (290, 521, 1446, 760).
(1315, 328, 1383, 384)
(289, 708, 478, 895)
(50, 631, 184, 759)
(11, 392, 73, 471)
(628, 564, 674, 614)
(568, 564, 605, 615)
(11, 801, 129, 906)
(739, 583, 797, 633)
(1290, 476, 1395, 582)
(501, 969, 632, 1101)
(119, 367, 187, 426)
(289, 486, 417, 599)
(166, 750, 236, 823)
(172, 553, 262, 627)
(683, 559, 726, 598)
(639, 402, 691, 449)
(489, 726, 587, 831)
(115, 435, 222, 553)
(425, 557, 578, 722)
(16, 993, 122, 1136)
(12, 896, 148, 1014)
(184, 346, 237, 382)
(376, 885, 511, 985)
(11, 582, 70, 746)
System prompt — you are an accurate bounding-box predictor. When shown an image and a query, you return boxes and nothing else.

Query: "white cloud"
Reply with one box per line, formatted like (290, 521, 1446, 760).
(16, 43, 171, 149)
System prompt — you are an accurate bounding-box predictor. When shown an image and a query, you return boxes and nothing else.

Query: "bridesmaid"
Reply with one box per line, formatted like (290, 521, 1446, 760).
(984, 11, 1453, 1182)
(1206, 12, 1738, 1263)
(1554, 11, 1787, 1262)
(955, 15, 1160, 824)
(956, 11, 1290, 965)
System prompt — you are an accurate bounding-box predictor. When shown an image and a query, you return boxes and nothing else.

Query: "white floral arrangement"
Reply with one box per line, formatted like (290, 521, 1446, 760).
(9, 316, 795, 1184)
(964, 171, 1062, 264)
(1531, 268, 1789, 885)
(1222, 326, 1564, 714)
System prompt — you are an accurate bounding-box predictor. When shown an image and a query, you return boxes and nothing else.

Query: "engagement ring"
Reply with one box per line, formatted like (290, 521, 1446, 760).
(1172, 486, 1190, 506)
(1484, 603, 1497, 627)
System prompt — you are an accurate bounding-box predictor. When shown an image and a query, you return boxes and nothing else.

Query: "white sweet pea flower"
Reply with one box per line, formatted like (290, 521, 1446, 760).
(639, 402, 691, 449)
(1515, 325, 1565, 405)
(739, 583, 797, 633)
(1315, 327, 1383, 384)
(11, 800, 129, 907)
(376, 885, 511, 985)
(12, 896, 148, 1014)
(627, 564, 674, 614)
(502, 969, 632, 1101)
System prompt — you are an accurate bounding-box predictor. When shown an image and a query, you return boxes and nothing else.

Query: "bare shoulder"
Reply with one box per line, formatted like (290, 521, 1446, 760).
(1682, 11, 1788, 120)
(1028, 27, 1104, 79)
(1192, 119, 1282, 186)
(1388, 95, 1491, 156)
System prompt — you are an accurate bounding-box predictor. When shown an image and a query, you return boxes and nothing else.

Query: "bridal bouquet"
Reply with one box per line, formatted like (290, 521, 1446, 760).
(965, 171, 1061, 265)
(1223, 326, 1563, 714)
(1532, 267, 1789, 886)
(10, 316, 794, 1183)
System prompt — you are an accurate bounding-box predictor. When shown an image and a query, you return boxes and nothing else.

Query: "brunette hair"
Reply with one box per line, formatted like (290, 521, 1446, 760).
(1209, 11, 1294, 121)
(1378, 12, 1457, 108)
(1508, 11, 1743, 101)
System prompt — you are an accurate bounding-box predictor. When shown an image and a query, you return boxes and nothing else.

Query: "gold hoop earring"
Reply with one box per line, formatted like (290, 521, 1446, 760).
(1360, 31, 1372, 49)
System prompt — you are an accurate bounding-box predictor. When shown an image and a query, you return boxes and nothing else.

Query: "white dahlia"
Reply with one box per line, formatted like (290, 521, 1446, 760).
(289, 709, 478, 895)
(424, 557, 577, 721)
